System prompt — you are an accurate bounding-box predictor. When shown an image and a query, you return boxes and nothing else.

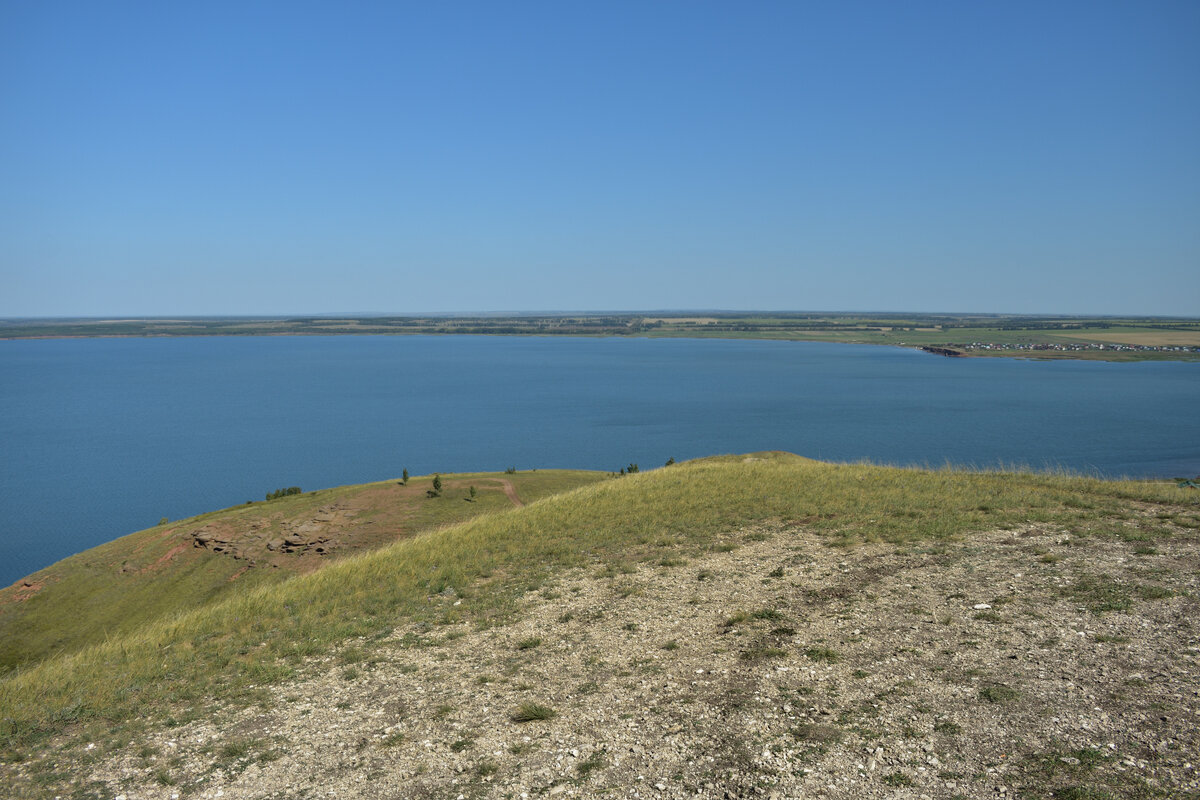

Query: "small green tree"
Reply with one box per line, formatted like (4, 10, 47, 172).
(402, 468, 409, 485)
(427, 473, 442, 497)
(665, 457, 675, 466)
(469, 486, 477, 502)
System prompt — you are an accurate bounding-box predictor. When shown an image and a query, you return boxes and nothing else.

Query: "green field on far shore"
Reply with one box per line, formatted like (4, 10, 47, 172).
(2, 312, 1197, 361)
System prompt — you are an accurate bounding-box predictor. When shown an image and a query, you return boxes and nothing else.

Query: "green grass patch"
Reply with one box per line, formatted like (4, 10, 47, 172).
(804, 646, 840, 663)
(510, 701, 557, 723)
(979, 684, 1021, 704)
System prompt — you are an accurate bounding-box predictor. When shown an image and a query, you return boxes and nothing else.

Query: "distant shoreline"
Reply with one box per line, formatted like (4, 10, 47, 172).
(2, 312, 1199, 362)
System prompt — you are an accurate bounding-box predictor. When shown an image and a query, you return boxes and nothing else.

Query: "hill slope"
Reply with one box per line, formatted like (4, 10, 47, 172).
(0, 469, 608, 675)
(2, 453, 1198, 799)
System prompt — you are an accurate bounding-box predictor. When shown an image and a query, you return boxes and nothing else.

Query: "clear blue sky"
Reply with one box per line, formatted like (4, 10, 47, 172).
(2, 1, 1198, 316)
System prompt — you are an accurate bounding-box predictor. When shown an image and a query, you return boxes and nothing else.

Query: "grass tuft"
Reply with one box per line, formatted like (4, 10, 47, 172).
(510, 701, 557, 723)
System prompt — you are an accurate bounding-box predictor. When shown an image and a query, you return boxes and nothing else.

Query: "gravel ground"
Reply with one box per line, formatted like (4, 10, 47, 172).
(74, 517, 1200, 799)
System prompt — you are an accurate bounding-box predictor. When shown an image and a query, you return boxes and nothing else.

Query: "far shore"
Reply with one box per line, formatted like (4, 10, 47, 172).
(2, 312, 1199, 362)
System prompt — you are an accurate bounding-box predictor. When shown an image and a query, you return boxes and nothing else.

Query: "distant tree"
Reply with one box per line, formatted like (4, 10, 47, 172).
(627, 463, 639, 474)
(402, 468, 409, 485)
(427, 473, 442, 498)
(266, 486, 302, 501)
(505, 466, 516, 475)
(158, 517, 169, 525)
(469, 485, 477, 502)
(665, 457, 675, 466)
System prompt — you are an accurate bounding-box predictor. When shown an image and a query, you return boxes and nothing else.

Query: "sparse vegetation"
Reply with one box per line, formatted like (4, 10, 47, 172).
(266, 486, 303, 501)
(510, 701, 557, 722)
(804, 646, 840, 662)
(979, 684, 1021, 704)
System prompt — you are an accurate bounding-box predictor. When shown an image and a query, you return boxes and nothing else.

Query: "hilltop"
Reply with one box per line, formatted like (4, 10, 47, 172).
(1, 454, 1198, 799)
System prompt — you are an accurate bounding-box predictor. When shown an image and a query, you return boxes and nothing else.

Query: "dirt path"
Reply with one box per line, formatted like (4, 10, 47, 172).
(483, 478, 524, 507)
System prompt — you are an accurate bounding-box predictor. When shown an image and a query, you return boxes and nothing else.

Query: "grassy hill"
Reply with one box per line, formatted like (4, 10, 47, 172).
(0, 469, 608, 675)
(1, 454, 1197, 799)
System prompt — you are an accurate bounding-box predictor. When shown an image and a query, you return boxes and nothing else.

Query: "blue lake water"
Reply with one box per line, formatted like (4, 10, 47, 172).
(2, 335, 1197, 586)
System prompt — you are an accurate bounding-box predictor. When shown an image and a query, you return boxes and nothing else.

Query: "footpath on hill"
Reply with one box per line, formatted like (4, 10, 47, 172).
(79, 513, 1198, 799)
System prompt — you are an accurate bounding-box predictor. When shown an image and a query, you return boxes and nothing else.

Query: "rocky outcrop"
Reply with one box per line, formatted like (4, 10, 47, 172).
(191, 527, 246, 560)
(920, 345, 964, 357)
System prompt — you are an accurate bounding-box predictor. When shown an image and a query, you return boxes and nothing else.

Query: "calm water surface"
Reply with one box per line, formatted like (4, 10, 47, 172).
(2, 335, 1197, 586)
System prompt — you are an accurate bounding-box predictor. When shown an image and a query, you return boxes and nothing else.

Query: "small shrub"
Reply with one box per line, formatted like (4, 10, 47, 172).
(515, 637, 542, 650)
(220, 740, 251, 760)
(505, 466, 516, 474)
(577, 750, 605, 777)
(790, 723, 842, 743)
(265, 486, 302, 501)
(804, 646, 840, 662)
(741, 645, 788, 661)
(881, 772, 913, 787)
(979, 684, 1020, 704)
(511, 701, 557, 722)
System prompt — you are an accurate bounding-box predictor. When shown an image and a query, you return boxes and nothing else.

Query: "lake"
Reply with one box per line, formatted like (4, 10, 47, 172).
(2, 335, 1197, 586)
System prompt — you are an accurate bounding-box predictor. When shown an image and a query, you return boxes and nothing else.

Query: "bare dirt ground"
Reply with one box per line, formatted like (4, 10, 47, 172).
(77, 513, 1200, 800)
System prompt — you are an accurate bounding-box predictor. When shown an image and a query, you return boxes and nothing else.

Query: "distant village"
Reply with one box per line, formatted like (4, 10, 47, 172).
(946, 341, 1200, 354)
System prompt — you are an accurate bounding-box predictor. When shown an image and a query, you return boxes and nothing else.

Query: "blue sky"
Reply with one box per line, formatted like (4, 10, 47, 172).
(2, 1, 1198, 316)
